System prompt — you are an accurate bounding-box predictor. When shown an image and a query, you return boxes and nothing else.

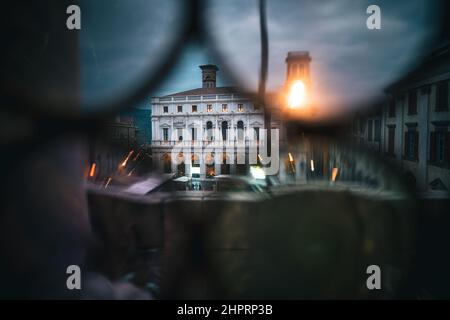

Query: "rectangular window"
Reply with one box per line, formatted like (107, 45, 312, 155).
(404, 128, 418, 161)
(388, 99, 396, 117)
(374, 120, 381, 142)
(431, 129, 450, 164)
(163, 106, 168, 113)
(191, 127, 197, 141)
(222, 104, 228, 112)
(163, 128, 169, 141)
(254, 104, 260, 111)
(436, 81, 449, 111)
(206, 104, 213, 112)
(388, 126, 395, 155)
(368, 120, 373, 142)
(177, 105, 183, 113)
(408, 91, 418, 115)
(237, 104, 244, 112)
(192, 105, 197, 113)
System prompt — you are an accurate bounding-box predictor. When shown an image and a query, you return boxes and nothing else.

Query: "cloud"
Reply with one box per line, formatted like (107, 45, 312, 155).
(79, 0, 439, 115)
(206, 0, 437, 112)
(80, 0, 181, 106)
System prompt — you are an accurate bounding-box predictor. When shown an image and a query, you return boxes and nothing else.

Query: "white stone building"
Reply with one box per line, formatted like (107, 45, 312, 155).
(150, 51, 315, 180)
(151, 65, 273, 178)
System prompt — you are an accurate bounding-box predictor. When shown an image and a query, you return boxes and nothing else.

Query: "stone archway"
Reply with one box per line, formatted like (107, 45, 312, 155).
(161, 153, 171, 173)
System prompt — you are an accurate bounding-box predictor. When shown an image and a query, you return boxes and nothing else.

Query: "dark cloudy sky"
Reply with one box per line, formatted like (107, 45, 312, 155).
(80, 0, 440, 113)
(205, 0, 438, 113)
(79, 0, 179, 106)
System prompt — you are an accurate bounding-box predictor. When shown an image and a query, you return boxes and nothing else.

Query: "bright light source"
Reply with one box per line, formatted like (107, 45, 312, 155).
(250, 166, 266, 180)
(127, 167, 136, 176)
(288, 80, 306, 108)
(191, 167, 201, 175)
(132, 150, 142, 161)
(288, 153, 294, 162)
(310, 159, 315, 172)
(120, 150, 134, 168)
(331, 167, 339, 182)
(89, 163, 96, 177)
(104, 177, 112, 189)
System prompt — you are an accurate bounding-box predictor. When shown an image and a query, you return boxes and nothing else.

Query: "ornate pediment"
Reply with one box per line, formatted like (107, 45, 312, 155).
(250, 121, 263, 127)
(173, 117, 186, 128)
(217, 116, 231, 122)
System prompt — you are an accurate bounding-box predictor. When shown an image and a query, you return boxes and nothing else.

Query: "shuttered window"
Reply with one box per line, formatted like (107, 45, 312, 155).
(430, 129, 450, 165)
(404, 129, 418, 161)
(388, 127, 395, 156)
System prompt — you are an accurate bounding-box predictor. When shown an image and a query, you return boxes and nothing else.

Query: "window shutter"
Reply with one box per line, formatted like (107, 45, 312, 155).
(445, 132, 450, 164)
(414, 131, 419, 160)
(430, 132, 436, 163)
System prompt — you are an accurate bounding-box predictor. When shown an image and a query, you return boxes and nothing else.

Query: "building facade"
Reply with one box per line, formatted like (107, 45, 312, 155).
(352, 43, 450, 193)
(151, 65, 272, 178)
(150, 52, 315, 180)
(119, 107, 152, 147)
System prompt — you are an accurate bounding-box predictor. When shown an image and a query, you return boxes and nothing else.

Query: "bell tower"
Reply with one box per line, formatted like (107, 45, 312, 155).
(285, 51, 311, 90)
(200, 64, 219, 88)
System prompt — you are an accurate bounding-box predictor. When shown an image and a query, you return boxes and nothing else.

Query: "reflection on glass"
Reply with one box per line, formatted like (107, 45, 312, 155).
(79, 0, 180, 108)
(206, 0, 439, 118)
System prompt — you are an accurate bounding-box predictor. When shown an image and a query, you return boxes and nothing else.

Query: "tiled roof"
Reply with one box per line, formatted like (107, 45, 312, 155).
(162, 86, 240, 97)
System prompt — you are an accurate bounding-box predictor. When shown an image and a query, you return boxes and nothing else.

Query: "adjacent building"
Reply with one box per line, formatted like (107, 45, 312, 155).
(119, 107, 152, 147)
(352, 42, 450, 192)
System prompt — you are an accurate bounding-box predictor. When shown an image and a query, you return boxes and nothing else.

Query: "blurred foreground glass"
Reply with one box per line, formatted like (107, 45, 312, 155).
(206, 0, 441, 120)
(87, 132, 418, 299)
(1, 0, 186, 116)
(79, 0, 182, 111)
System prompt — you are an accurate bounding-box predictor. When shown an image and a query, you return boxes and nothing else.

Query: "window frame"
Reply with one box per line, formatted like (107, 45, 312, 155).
(436, 81, 449, 112)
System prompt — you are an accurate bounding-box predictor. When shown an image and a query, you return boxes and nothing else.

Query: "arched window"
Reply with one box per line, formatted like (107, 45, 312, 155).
(206, 121, 213, 141)
(162, 153, 171, 173)
(221, 154, 231, 175)
(176, 152, 185, 177)
(237, 120, 244, 141)
(205, 152, 215, 178)
(191, 154, 200, 167)
(221, 121, 228, 141)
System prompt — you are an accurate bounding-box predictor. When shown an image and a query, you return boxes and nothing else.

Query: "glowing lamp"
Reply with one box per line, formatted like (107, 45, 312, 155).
(250, 166, 266, 180)
(288, 80, 306, 108)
